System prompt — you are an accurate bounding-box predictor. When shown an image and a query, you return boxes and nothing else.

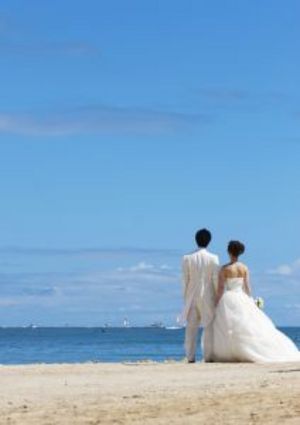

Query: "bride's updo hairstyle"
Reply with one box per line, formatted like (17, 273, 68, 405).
(228, 240, 245, 258)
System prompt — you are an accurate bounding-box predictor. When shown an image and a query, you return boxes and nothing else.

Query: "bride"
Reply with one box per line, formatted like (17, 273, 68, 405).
(209, 240, 300, 362)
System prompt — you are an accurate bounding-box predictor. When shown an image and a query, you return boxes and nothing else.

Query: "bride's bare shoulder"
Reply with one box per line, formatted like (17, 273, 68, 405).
(221, 262, 249, 277)
(219, 263, 231, 276)
(221, 263, 231, 271)
(237, 262, 249, 272)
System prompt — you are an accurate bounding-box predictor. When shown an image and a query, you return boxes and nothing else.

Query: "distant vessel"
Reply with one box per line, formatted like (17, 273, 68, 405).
(26, 324, 38, 329)
(150, 322, 164, 328)
(123, 317, 130, 328)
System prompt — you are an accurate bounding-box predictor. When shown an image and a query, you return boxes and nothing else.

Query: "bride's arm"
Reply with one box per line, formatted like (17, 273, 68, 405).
(243, 268, 251, 296)
(215, 268, 225, 306)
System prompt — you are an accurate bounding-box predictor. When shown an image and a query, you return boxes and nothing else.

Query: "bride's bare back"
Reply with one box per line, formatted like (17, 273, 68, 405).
(216, 261, 251, 305)
(222, 262, 248, 279)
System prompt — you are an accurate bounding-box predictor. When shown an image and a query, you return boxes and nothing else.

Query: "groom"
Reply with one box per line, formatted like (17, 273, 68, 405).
(182, 229, 219, 362)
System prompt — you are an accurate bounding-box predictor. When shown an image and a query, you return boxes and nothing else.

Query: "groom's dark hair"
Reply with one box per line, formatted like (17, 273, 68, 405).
(195, 228, 211, 248)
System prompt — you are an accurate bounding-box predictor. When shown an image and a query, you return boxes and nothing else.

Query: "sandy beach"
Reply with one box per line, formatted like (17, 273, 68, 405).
(0, 361, 299, 424)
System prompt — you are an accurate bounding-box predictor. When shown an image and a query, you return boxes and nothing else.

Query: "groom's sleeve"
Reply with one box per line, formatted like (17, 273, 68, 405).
(182, 256, 190, 300)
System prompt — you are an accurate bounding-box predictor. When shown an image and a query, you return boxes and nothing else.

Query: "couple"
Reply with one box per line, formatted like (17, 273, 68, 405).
(182, 229, 300, 363)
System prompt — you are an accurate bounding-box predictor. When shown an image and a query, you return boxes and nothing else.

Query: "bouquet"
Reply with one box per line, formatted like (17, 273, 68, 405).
(254, 297, 264, 309)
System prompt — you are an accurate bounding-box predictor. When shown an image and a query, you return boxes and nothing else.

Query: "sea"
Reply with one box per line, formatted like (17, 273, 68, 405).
(0, 327, 299, 365)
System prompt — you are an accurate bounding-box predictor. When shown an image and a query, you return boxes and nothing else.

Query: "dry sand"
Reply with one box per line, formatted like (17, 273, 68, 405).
(0, 361, 299, 424)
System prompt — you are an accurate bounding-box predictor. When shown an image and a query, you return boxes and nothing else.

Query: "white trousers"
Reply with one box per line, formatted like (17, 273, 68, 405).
(185, 306, 201, 361)
(185, 306, 214, 362)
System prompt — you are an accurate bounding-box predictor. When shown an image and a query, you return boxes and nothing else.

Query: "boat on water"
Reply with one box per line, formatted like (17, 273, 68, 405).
(149, 322, 164, 328)
(123, 317, 130, 328)
(24, 324, 38, 329)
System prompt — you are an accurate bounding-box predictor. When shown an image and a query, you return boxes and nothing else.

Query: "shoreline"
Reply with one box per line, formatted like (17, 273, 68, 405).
(1, 361, 300, 424)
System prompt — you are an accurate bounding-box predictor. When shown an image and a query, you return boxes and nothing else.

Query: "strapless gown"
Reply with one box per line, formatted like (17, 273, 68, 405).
(210, 278, 300, 362)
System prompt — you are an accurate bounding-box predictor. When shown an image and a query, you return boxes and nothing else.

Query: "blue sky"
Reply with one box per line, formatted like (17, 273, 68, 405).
(0, 1, 299, 326)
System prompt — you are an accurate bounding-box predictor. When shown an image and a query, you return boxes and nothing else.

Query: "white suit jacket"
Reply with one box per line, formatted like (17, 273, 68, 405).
(181, 248, 219, 327)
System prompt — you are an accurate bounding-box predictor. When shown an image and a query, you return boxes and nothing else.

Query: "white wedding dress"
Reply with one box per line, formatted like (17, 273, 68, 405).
(210, 277, 300, 362)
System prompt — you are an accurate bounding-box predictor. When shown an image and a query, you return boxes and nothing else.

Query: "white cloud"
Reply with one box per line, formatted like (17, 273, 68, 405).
(241, 261, 300, 325)
(119, 261, 155, 272)
(114, 262, 178, 285)
(268, 258, 300, 276)
(0, 106, 206, 137)
(0, 246, 183, 326)
(0, 41, 100, 56)
(285, 303, 300, 310)
(130, 261, 155, 272)
(197, 88, 248, 101)
(2, 254, 298, 326)
(0, 258, 181, 326)
(0, 298, 21, 307)
(194, 87, 288, 112)
(118, 262, 174, 273)
(269, 265, 293, 276)
(0, 245, 179, 258)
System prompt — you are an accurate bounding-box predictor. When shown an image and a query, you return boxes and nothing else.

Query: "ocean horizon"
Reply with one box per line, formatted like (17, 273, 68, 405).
(1, 326, 299, 365)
